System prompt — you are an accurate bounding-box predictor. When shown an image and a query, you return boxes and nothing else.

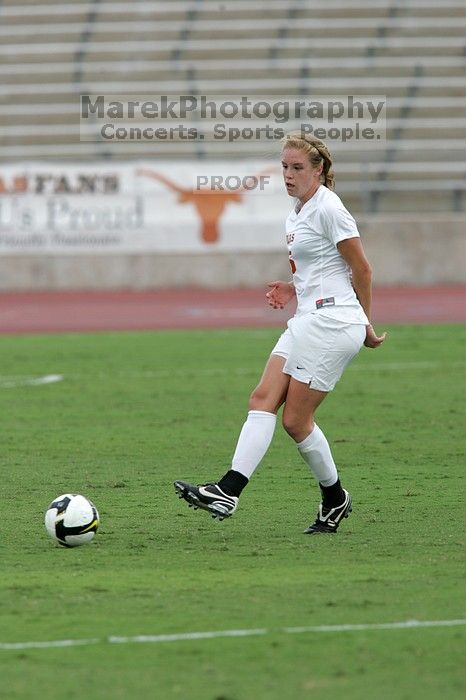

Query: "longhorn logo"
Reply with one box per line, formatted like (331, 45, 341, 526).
(137, 167, 275, 244)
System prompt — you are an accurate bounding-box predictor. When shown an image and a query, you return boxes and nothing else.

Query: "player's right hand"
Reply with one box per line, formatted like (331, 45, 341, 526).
(266, 281, 296, 309)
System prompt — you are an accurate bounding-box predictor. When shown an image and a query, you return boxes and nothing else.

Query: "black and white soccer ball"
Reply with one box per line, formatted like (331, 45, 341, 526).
(45, 494, 100, 547)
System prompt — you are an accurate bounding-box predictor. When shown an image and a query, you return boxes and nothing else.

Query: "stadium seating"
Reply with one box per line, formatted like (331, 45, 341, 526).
(0, 0, 465, 213)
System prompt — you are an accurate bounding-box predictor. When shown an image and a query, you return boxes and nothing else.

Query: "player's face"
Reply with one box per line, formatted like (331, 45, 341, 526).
(281, 148, 322, 203)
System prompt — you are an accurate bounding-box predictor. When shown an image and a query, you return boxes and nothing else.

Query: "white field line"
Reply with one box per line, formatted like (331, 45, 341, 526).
(110, 628, 268, 644)
(0, 619, 464, 651)
(0, 374, 63, 388)
(0, 638, 100, 650)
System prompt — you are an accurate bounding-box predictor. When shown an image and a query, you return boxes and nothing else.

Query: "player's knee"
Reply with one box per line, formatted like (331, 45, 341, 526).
(282, 411, 312, 442)
(249, 385, 282, 413)
(282, 411, 299, 439)
(249, 385, 269, 411)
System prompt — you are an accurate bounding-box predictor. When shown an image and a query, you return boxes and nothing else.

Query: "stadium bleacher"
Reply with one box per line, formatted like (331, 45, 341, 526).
(0, 0, 465, 213)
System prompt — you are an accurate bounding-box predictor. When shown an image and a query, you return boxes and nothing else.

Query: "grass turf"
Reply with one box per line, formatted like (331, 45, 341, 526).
(0, 324, 464, 699)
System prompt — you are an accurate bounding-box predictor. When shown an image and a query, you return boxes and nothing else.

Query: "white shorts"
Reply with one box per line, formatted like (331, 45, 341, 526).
(271, 313, 366, 392)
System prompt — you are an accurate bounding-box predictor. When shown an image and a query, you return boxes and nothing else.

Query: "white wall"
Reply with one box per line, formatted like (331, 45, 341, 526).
(0, 214, 465, 290)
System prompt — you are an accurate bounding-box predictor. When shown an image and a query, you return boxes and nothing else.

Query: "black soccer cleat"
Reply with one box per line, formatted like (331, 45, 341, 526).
(174, 480, 238, 521)
(304, 489, 352, 534)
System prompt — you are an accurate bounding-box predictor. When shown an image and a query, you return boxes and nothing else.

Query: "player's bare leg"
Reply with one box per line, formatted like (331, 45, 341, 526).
(281, 378, 327, 443)
(248, 353, 290, 414)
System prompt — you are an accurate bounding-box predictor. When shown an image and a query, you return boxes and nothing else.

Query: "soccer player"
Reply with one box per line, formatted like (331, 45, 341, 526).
(175, 132, 386, 534)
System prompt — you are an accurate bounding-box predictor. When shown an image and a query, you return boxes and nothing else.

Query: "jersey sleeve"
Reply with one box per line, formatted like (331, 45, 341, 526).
(321, 200, 360, 246)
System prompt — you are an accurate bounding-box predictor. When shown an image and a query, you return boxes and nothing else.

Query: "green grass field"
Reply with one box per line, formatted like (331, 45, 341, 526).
(0, 324, 465, 700)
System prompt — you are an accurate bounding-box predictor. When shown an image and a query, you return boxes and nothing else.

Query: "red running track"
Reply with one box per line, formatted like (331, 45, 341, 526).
(0, 286, 464, 334)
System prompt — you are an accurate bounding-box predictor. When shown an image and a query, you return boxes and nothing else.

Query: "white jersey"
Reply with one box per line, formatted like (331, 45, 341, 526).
(286, 185, 369, 325)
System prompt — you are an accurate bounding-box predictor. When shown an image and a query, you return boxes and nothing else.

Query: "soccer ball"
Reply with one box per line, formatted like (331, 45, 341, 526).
(45, 493, 99, 547)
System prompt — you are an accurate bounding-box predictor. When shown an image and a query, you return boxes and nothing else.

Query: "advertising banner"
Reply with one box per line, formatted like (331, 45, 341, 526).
(0, 162, 291, 254)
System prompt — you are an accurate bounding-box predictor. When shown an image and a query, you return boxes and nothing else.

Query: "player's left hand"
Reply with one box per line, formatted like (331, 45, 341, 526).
(364, 324, 387, 348)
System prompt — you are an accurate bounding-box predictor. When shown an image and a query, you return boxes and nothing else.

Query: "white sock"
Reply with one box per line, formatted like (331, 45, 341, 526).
(297, 424, 338, 486)
(231, 410, 277, 479)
